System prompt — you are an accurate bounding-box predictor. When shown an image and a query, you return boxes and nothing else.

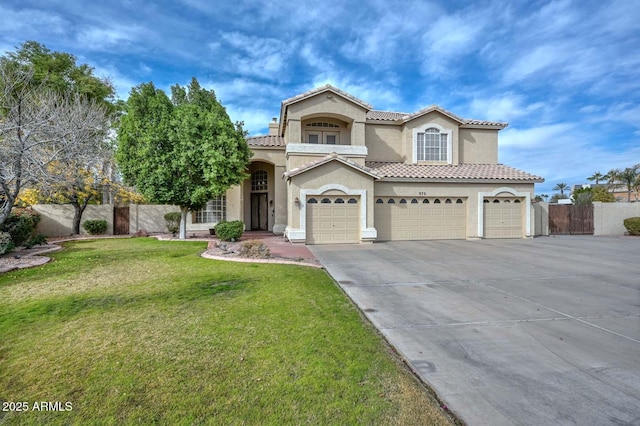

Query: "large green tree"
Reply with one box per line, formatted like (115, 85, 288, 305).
(116, 78, 251, 239)
(2, 41, 115, 112)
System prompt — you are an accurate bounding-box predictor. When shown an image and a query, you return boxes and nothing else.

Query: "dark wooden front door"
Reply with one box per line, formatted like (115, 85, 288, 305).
(251, 193, 268, 230)
(113, 206, 130, 235)
(549, 204, 593, 235)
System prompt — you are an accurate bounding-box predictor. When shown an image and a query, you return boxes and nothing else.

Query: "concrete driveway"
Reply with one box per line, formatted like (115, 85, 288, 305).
(309, 236, 640, 426)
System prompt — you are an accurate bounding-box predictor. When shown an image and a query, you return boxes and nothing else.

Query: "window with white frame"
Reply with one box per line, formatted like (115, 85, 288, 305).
(194, 196, 226, 223)
(415, 127, 450, 162)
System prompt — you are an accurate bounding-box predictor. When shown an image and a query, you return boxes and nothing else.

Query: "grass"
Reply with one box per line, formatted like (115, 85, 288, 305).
(0, 238, 454, 425)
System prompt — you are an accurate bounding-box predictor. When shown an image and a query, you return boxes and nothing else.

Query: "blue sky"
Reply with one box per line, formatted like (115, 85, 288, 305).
(2, 0, 639, 195)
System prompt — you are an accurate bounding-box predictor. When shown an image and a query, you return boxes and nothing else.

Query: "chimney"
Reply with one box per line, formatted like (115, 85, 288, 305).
(268, 117, 278, 136)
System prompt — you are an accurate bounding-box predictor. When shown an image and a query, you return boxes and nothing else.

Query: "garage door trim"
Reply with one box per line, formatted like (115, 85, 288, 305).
(478, 187, 532, 238)
(300, 184, 377, 241)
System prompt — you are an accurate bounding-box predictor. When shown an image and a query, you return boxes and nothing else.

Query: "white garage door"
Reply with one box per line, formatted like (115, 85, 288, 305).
(375, 197, 466, 241)
(483, 197, 524, 238)
(306, 196, 360, 244)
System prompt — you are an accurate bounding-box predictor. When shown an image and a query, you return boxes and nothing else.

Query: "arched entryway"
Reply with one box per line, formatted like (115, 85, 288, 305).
(243, 161, 275, 231)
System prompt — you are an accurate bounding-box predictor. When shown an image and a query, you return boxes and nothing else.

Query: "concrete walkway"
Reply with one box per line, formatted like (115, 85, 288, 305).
(310, 236, 640, 426)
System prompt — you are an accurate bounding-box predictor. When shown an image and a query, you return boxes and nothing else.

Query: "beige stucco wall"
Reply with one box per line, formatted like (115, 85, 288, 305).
(593, 202, 640, 235)
(374, 181, 535, 239)
(34, 204, 114, 236)
(365, 124, 404, 162)
(459, 128, 499, 164)
(532, 202, 549, 236)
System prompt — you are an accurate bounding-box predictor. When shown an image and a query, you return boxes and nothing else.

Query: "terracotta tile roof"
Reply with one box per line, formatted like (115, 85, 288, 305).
(365, 162, 544, 182)
(284, 153, 380, 179)
(366, 105, 508, 128)
(246, 135, 285, 147)
(281, 84, 373, 110)
(366, 110, 408, 121)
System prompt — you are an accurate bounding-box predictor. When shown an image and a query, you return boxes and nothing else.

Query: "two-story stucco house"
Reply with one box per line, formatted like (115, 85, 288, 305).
(190, 85, 543, 244)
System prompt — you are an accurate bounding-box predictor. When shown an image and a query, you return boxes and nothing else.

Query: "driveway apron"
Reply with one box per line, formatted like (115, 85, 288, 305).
(309, 236, 640, 426)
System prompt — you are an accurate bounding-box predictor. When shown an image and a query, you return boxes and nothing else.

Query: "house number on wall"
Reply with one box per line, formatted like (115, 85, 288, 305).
(418, 192, 427, 196)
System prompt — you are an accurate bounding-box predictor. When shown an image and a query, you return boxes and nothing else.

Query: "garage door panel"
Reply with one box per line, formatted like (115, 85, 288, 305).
(307, 196, 360, 244)
(484, 198, 524, 238)
(375, 197, 466, 241)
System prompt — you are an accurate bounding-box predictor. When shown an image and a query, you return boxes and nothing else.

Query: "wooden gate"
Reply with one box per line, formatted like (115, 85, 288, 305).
(113, 206, 130, 235)
(549, 204, 593, 235)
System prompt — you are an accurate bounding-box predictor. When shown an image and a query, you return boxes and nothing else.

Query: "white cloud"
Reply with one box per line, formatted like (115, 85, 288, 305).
(77, 25, 144, 51)
(217, 32, 294, 80)
(500, 123, 575, 148)
(468, 93, 544, 122)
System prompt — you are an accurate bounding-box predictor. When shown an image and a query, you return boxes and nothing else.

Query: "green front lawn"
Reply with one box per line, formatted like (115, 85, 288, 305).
(0, 238, 453, 425)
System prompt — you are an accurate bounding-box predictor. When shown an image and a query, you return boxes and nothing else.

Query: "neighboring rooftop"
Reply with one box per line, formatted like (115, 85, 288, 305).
(365, 162, 544, 182)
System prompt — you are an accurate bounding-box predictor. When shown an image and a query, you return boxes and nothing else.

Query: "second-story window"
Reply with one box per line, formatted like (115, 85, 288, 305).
(414, 125, 452, 163)
(305, 122, 340, 145)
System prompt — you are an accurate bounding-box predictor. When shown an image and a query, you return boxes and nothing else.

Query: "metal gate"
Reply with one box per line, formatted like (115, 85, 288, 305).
(549, 204, 593, 235)
(113, 206, 130, 235)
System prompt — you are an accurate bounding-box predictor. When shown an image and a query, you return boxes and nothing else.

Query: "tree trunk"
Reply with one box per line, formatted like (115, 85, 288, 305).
(179, 207, 189, 240)
(71, 201, 89, 235)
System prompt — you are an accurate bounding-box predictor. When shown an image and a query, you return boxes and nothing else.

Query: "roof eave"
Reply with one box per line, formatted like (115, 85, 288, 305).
(377, 177, 544, 183)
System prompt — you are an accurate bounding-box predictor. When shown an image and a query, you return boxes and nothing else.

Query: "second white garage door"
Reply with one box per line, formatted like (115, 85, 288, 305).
(375, 197, 466, 241)
(306, 196, 360, 244)
(483, 197, 524, 238)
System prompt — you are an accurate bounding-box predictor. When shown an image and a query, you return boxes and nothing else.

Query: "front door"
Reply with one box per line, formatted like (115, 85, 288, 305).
(251, 193, 268, 230)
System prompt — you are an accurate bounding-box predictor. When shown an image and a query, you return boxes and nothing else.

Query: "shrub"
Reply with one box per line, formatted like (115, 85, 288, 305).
(82, 220, 108, 235)
(164, 212, 182, 236)
(214, 220, 244, 241)
(623, 217, 640, 236)
(24, 234, 48, 249)
(1, 208, 42, 247)
(239, 239, 271, 258)
(0, 231, 15, 255)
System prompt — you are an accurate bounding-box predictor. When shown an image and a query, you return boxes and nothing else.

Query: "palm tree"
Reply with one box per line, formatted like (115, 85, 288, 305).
(541, 194, 549, 202)
(605, 169, 621, 188)
(587, 172, 605, 185)
(618, 165, 640, 202)
(553, 183, 568, 197)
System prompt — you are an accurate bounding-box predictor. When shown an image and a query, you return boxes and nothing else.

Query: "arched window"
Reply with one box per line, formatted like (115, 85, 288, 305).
(400, 199, 407, 204)
(321, 198, 331, 204)
(456, 199, 463, 204)
(434, 199, 441, 204)
(483, 199, 489, 203)
(514, 199, 521, 203)
(307, 198, 318, 203)
(348, 198, 358, 204)
(493, 199, 500, 203)
(504, 199, 511, 203)
(423, 199, 430, 204)
(335, 198, 345, 203)
(251, 170, 268, 191)
(388, 198, 396, 204)
(411, 199, 418, 204)
(445, 199, 452, 204)
(416, 127, 449, 162)
(376, 198, 383, 204)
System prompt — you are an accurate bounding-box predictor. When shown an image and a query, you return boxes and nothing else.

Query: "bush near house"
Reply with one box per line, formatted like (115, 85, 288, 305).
(623, 217, 640, 236)
(238, 239, 271, 258)
(82, 219, 108, 235)
(0, 208, 42, 247)
(0, 231, 14, 255)
(164, 212, 182, 236)
(214, 220, 244, 241)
